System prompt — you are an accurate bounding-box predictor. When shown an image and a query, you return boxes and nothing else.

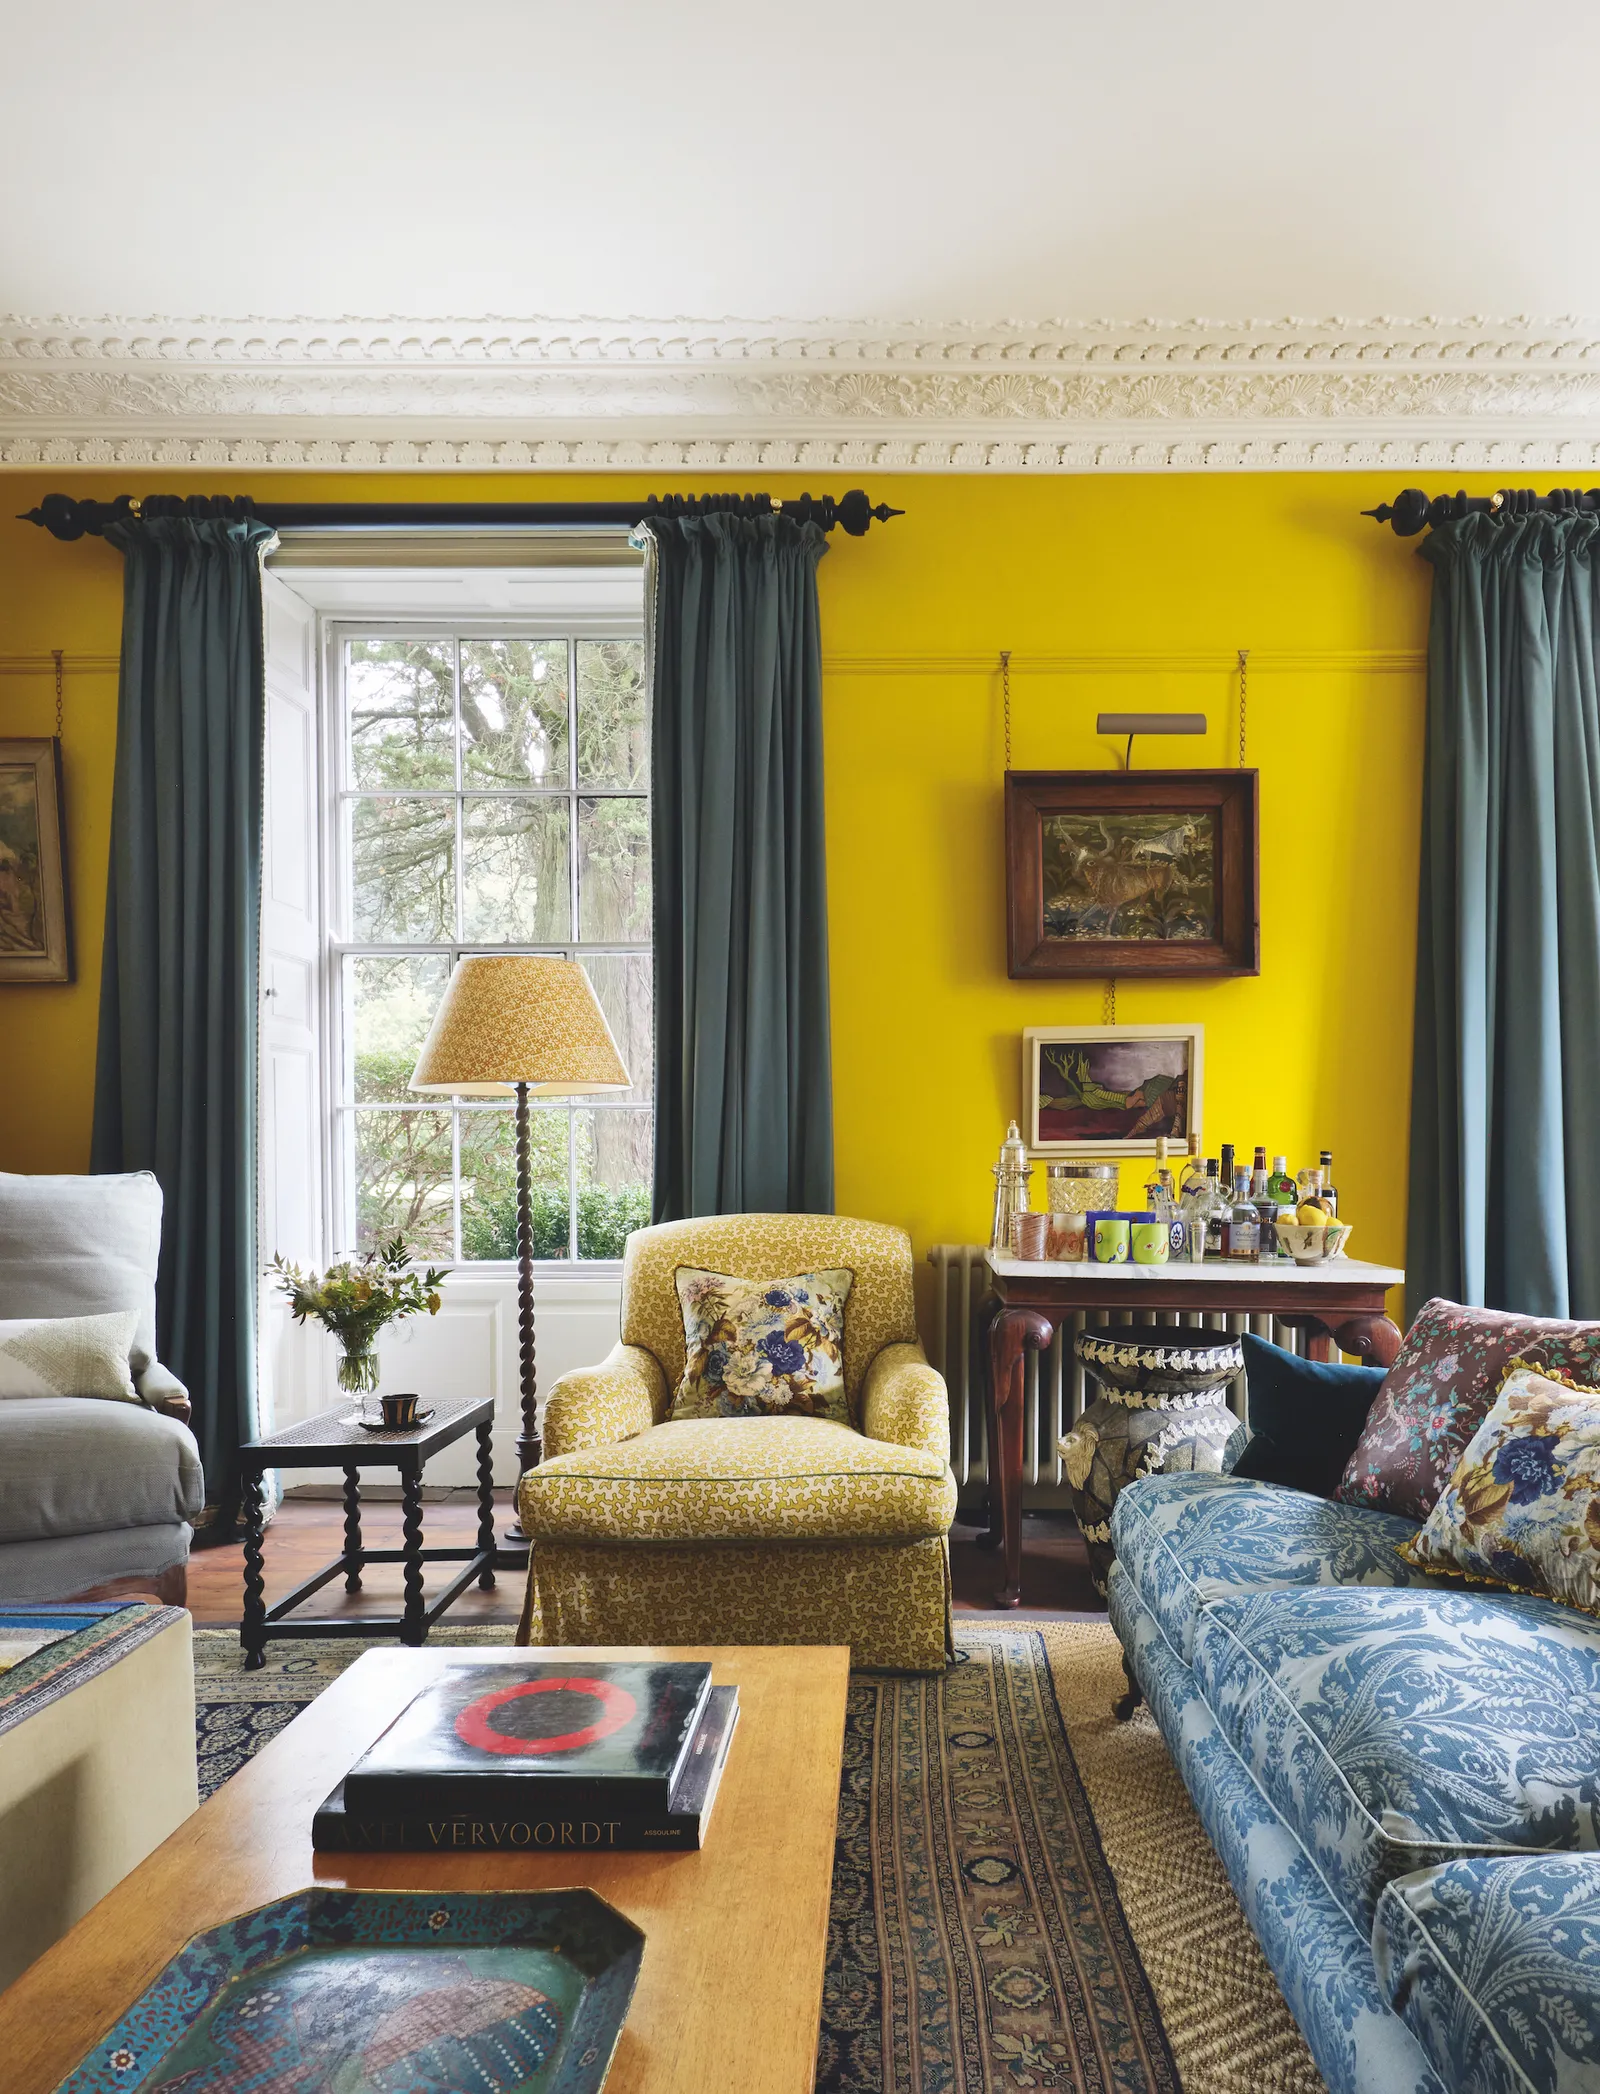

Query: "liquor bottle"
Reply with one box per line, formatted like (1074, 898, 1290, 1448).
(1318, 1151, 1339, 1216)
(1219, 1143, 1236, 1194)
(1145, 1165, 1187, 1258)
(1297, 1163, 1325, 1203)
(1251, 1145, 1269, 1201)
(1178, 1134, 1208, 1203)
(1267, 1155, 1297, 1210)
(1201, 1160, 1230, 1260)
(1178, 1163, 1208, 1260)
(1223, 1169, 1260, 1260)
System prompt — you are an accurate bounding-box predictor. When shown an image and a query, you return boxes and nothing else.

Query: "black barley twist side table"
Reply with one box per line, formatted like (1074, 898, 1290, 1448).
(238, 1394, 498, 1670)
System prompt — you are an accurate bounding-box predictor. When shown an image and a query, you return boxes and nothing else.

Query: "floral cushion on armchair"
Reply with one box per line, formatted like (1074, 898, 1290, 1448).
(1337, 1297, 1600, 1521)
(670, 1267, 854, 1424)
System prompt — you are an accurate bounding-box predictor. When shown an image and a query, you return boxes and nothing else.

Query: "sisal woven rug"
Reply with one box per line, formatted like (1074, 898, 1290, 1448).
(192, 1622, 1320, 2094)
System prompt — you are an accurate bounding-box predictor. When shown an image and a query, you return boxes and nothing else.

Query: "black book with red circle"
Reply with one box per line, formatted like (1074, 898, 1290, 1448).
(341, 1660, 715, 1824)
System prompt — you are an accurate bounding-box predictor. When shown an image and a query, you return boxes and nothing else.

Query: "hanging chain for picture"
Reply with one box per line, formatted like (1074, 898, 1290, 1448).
(1001, 649, 1013, 771)
(52, 648, 64, 737)
(1103, 977, 1117, 1024)
(1237, 647, 1249, 766)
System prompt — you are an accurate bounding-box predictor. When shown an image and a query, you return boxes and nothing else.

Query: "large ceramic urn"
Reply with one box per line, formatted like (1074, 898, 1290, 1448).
(1058, 1324, 1243, 1592)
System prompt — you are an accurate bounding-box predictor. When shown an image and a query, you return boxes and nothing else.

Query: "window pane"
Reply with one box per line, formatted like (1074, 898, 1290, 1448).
(583, 954, 652, 1104)
(461, 641, 569, 788)
(574, 1109, 653, 1260)
(577, 640, 647, 789)
(578, 796, 649, 942)
(347, 640, 454, 790)
(352, 797, 455, 941)
(461, 797, 571, 941)
(458, 1108, 573, 1261)
(351, 1109, 455, 1258)
(347, 953, 450, 1103)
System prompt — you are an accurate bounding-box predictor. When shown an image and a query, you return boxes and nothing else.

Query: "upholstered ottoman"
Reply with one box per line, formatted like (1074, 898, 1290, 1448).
(0, 1601, 197, 1987)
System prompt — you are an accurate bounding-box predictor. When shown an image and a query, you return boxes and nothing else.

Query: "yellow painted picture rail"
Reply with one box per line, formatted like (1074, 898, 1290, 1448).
(822, 649, 1425, 676)
(0, 654, 119, 676)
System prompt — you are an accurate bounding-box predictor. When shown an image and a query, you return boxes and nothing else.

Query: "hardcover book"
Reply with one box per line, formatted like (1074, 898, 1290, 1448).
(342, 1659, 714, 1822)
(316, 1685, 740, 1854)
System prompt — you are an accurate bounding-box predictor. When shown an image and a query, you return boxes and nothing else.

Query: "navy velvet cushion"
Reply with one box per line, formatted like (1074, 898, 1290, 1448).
(1233, 1334, 1387, 1500)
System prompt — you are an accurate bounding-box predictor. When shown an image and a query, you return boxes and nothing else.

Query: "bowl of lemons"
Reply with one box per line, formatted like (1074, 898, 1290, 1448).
(1276, 1201, 1353, 1265)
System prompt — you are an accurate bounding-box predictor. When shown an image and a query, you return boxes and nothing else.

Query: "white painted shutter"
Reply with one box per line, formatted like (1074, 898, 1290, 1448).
(258, 571, 323, 1351)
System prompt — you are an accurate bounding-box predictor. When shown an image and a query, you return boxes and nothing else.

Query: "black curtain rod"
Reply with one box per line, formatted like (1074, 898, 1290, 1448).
(19, 487, 903, 543)
(1364, 486, 1600, 536)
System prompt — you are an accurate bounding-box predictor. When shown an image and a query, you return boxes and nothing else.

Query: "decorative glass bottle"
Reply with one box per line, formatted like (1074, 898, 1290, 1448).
(990, 1121, 1034, 1255)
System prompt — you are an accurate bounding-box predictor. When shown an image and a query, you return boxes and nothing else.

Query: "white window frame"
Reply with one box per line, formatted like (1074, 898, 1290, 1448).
(316, 608, 650, 1274)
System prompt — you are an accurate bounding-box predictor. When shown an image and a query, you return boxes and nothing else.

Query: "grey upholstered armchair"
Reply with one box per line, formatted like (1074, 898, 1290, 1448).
(0, 1171, 204, 1604)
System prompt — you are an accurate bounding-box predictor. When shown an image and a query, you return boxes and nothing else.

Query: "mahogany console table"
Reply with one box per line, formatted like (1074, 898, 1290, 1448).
(980, 1250, 1405, 1607)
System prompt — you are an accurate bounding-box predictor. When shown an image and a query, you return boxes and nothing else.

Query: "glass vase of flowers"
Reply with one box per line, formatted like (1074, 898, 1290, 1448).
(268, 1236, 446, 1419)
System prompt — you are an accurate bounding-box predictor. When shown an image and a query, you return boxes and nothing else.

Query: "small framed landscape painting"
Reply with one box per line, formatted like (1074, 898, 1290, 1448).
(0, 738, 72, 983)
(1005, 769, 1259, 978)
(1024, 1024, 1203, 1157)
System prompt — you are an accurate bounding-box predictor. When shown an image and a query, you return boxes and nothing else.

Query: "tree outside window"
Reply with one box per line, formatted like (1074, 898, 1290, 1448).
(336, 633, 652, 1261)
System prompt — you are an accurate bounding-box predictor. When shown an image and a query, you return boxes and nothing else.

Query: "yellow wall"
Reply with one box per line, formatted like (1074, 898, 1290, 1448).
(0, 468, 1464, 1274)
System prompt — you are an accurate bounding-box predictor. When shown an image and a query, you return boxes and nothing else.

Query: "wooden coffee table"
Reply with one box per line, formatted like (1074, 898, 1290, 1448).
(0, 1643, 850, 2094)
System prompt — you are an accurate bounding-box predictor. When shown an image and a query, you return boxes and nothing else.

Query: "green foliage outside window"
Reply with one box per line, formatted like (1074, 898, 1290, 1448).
(459, 1182, 654, 1262)
(341, 632, 653, 1263)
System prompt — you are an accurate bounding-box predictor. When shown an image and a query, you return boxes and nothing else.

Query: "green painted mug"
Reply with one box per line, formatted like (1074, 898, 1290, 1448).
(1093, 1216, 1130, 1264)
(1131, 1220, 1169, 1266)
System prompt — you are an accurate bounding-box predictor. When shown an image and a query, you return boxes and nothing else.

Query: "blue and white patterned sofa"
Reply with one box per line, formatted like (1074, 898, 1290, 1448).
(1108, 1471, 1600, 2094)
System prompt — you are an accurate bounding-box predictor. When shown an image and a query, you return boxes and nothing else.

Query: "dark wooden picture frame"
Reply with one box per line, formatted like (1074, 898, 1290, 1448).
(1005, 769, 1259, 979)
(0, 736, 73, 983)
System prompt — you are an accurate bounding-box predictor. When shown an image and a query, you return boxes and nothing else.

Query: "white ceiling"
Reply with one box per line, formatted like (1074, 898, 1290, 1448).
(5, 0, 1600, 324)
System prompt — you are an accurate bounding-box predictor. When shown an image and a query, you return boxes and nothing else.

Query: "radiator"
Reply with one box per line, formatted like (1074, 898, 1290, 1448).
(924, 1245, 1310, 1512)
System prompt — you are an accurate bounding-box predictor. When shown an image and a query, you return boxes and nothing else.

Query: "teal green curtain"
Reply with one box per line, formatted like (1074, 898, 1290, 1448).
(648, 512, 834, 1219)
(92, 512, 275, 1521)
(1409, 511, 1600, 1317)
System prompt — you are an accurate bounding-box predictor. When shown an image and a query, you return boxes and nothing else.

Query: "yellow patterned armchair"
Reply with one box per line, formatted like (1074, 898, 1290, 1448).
(516, 1215, 956, 1671)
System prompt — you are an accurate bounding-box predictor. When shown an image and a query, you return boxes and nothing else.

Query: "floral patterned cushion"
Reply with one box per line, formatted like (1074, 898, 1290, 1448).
(1192, 1584, 1600, 1936)
(670, 1267, 853, 1423)
(1338, 1297, 1600, 1522)
(1398, 1362, 1600, 1617)
(1373, 1856, 1600, 2094)
(519, 1415, 956, 1544)
(1111, 1471, 1434, 1664)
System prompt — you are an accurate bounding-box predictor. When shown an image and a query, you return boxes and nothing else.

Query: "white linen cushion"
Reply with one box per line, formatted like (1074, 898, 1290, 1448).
(0, 1312, 139, 1403)
(0, 1172, 161, 1376)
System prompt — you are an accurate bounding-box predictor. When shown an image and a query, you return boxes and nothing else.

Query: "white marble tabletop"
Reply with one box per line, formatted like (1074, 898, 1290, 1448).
(985, 1250, 1405, 1286)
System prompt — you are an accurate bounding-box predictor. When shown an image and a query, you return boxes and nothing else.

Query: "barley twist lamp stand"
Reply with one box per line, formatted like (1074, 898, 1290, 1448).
(410, 954, 631, 1566)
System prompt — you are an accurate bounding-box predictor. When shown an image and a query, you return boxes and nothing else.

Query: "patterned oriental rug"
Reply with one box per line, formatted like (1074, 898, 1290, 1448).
(192, 1622, 1321, 2094)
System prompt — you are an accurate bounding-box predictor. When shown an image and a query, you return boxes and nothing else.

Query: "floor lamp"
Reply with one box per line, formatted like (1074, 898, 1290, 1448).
(410, 955, 630, 1557)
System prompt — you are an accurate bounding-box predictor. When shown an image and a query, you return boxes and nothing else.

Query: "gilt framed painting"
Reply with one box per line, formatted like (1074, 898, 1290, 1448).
(1024, 1024, 1203, 1157)
(1005, 769, 1259, 978)
(0, 738, 73, 983)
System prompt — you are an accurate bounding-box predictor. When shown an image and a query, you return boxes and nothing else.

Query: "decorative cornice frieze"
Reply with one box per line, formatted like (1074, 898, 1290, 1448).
(6, 315, 1600, 472)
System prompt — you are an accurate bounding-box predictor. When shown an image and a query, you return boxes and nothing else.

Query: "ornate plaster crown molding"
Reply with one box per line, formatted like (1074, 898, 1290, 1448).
(6, 314, 1600, 472)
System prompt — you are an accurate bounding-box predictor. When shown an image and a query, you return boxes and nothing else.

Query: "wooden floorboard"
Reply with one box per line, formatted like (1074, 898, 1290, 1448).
(185, 1495, 1105, 1629)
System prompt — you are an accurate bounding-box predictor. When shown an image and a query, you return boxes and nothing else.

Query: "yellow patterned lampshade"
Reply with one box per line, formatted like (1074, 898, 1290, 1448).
(409, 956, 630, 1098)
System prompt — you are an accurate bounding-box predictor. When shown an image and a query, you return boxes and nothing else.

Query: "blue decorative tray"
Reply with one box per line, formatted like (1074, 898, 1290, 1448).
(56, 1887, 644, 2093)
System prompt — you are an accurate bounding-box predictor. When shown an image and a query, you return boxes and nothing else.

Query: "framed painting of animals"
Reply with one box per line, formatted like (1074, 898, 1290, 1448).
(0, 737, 72, 983)
(1004, 770, 1259, 978)
(1024, 1024, 1203, 1157)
